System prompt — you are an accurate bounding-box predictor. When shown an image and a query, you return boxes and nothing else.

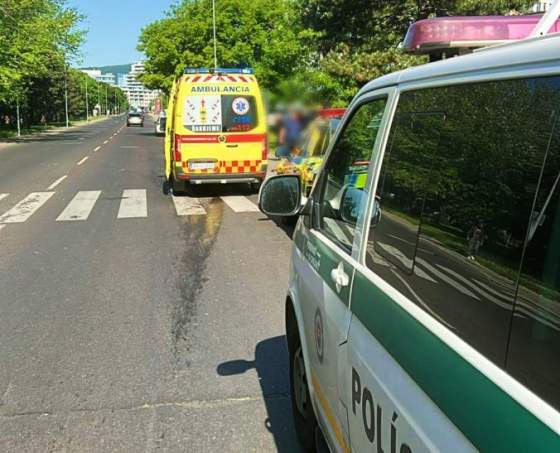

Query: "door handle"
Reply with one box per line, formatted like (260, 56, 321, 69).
(330, 262, 349, 293)
(226, 144, 238, 148)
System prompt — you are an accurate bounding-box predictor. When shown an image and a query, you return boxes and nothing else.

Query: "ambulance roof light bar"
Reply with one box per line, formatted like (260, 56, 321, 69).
(183, 67, 254, 75)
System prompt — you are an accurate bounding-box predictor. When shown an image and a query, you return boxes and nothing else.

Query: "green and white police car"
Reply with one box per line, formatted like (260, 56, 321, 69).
(259, 32, 560, 452)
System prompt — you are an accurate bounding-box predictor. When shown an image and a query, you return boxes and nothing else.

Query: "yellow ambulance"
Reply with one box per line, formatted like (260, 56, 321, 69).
(163, 68, 268, 194)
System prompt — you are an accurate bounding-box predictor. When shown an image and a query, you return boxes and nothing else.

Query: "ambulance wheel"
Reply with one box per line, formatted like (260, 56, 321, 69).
(162, 179, 171, 195)
(250, 181, 262, 193)
(289, 339, 317, 451)
(171, 177, 185, 195)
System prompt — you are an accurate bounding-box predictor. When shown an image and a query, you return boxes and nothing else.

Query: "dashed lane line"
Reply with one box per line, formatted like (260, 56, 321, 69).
(77, 156, 89, 166)
(47, 175, 68, 190)
(0, 194, 8, 202)
(94, 146, 101, 152)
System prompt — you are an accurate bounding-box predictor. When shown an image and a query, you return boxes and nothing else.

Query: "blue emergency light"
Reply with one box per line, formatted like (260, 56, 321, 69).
(183, 67, 254, 75)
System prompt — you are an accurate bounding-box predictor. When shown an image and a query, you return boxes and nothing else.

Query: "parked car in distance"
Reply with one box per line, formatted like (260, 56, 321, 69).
(155, 111, 166, 136)
(127, 112, 144, 127)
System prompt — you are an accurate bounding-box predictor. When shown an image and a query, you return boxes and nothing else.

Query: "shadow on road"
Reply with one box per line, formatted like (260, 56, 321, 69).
(217, 336, 303, 453)
(175, 183, 258, 198)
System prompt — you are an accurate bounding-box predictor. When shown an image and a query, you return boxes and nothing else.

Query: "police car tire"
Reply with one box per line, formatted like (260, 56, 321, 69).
(289, 341, 317, 452)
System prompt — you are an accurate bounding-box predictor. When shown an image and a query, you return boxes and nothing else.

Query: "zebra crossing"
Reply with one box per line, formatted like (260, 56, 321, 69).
(0, 190, 260, 227)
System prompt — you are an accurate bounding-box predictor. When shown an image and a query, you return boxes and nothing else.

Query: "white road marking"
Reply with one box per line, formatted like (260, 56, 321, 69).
(172, 196, 206, 215)
(47, 175, 68, 190)
(415, 256, 480, 300)
(103, 140, 108, 144)
(56, 191, 101, 221)
(377, 242, 436, 283)
(0, 194, 9, 202)
(0, 225, 5, 231)
(117, 189, 147, 218)
(94, 146, 101, 152)
(436, 264, 510, 309)
(220, 196, 259, 213)
(0, 192, 55, 223)
(77, 156, 89, 166)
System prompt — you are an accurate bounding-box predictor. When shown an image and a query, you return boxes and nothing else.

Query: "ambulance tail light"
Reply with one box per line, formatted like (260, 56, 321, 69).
(173, 134, 181, 161)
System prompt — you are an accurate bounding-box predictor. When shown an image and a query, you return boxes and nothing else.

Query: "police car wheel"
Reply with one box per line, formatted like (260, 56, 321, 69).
(290, 344, 317, 451)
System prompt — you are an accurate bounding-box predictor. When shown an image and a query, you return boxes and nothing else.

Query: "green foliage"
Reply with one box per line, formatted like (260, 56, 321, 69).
(0, 0, 127, 130)
(297, 0, 536, 104)
(139, 0, 536, 106)
(138, 0, 314, 93)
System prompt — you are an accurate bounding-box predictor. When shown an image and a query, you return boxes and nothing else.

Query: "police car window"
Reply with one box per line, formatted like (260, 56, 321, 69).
(316, 98, 387, 253)
(506, 108, 560, 411)
(365, 77, 560, 368)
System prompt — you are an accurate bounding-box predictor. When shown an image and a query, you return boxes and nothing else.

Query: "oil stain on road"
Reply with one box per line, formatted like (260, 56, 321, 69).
(171, 197, 224, 368)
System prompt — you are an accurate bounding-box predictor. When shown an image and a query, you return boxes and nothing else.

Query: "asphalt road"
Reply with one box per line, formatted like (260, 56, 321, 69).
(0, 116, 301, 452)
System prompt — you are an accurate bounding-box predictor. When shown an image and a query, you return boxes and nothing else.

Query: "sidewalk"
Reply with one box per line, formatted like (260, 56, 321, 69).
(0, 115, 122, 147)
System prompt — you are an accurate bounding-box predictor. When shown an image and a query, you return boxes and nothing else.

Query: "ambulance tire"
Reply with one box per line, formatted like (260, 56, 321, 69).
(250, 181, 261, 194)
(171, 176, 186, 195)
(162, 179, 171, 195)
(289, 327, 317, 451)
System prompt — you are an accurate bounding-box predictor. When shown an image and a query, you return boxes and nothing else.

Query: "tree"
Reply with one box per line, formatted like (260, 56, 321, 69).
(298, 0, 536, 104)
(137, 0, 314, 93)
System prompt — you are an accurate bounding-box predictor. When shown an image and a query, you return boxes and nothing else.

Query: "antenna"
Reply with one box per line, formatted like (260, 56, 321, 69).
(212, 0, 218, 68)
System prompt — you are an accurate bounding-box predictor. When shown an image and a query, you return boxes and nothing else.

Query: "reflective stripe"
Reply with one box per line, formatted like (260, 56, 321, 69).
(311, 372, 350, 453)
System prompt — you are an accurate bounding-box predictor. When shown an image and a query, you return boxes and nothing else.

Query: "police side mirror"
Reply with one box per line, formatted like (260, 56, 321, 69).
(258, 175, 302, 216)
(340, 186, 368, 225)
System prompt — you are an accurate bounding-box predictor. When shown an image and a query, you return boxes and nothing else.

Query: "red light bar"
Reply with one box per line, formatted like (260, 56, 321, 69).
(318, 108, 347, 119)
(403, 15, 560, 55)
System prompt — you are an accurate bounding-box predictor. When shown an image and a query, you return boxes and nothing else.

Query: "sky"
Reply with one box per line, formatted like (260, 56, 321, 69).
(67, 0, 176, 68)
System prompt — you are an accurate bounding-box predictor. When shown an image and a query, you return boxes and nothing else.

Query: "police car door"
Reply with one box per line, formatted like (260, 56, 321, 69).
(297, 95, 389, 452)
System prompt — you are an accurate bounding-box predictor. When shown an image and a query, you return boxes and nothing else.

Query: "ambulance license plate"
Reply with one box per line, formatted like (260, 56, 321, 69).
(189, 162, 215, 170)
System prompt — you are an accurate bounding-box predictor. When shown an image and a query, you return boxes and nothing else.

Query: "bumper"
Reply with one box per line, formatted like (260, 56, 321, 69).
(175, 169, 266, 184)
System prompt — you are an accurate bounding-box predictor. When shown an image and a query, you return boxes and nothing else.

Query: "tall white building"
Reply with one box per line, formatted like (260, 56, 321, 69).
(81, 69, 117, 87)
(123, 62, 160, 109)
(532, 1, 552, 12)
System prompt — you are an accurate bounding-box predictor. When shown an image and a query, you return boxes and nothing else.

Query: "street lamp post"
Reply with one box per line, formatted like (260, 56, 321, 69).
(85, 76, 89, 122)
(64, 68, 69, 128)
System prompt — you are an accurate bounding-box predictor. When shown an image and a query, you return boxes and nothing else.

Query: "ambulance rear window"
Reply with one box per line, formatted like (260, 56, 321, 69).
(221, 95, 258, 132)
(183, 95, 258, 133)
